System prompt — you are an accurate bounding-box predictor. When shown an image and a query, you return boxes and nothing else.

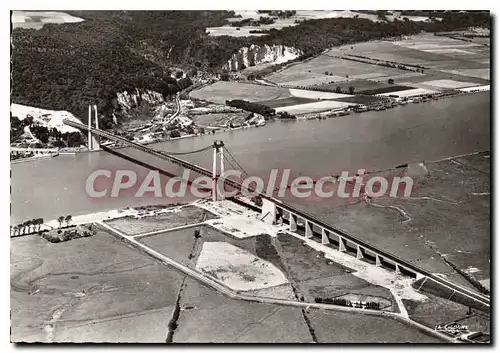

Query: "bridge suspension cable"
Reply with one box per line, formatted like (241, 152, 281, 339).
(153, 144, 213, 156)
(222, 155, 246, 186)
(224, 146, 285, 193)
(223, 147, 251, 179)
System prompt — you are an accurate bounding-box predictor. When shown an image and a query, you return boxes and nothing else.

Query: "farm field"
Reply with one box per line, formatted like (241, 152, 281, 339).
(279, 75, 349, 87)
(196, 241, 289, 291)
(443, 68, 490, 80)
(414, 79, 477, 89)
(343, 34, 490, 74)
(358, 85, 414, 95)
(390, 72, 488, 87)
(262, 33, 489, 100)
(12, 11, 84, 30)
(191, 112, 249, 128)
(403, 294, 489, 335)
(275, 234, 395, 307)
(316, 79, 396, 93)
(459, 85, 490, 93)
(11, 229, 184, 342)
(334, 95, 384, 105)
(104, 206, 217, 236)
(274, 100, 354, 115)
(308, 310, 443, 343)
(267, 55, 402, 85)
(245, 283, 297, 300)
(138, 226, 199, 267)
(174, 277, 314, 343)
(289, 89, 352, 100)
(376, 88, 440, 98)
(258, 97, 317, 108)
(190, 81, 292, 104)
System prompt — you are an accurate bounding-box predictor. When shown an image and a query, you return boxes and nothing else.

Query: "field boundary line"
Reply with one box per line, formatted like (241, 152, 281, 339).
(132, 222, 207, 239)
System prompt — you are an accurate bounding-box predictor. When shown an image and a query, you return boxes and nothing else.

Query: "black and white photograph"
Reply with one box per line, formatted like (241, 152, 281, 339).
(8, 7, 491, 344)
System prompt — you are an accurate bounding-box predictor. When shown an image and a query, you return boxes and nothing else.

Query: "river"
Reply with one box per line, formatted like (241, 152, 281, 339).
(11, 92, 490, 224)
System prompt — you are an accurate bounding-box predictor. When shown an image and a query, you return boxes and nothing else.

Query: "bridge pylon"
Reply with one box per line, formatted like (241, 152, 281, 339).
(87, 105, 100, 151)
(212, 140, 225, 202)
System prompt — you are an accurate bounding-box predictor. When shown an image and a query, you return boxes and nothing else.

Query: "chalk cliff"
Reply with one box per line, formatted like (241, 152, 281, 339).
(116, 88, 165, 110)
(223, 44, 302, 71)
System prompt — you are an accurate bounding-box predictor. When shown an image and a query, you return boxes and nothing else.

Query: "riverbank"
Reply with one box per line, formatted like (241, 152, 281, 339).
(10, 153, 59, 164)
(295, 86, 490, 120)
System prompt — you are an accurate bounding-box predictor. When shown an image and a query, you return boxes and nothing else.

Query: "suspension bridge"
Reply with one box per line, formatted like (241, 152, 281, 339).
(63, 117, 490, 313)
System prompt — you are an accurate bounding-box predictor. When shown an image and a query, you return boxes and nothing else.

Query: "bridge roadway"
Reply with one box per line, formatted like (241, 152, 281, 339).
(63, 119, 490, 310)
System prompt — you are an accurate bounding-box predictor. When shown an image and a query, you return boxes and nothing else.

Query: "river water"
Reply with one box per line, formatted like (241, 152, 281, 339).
(11, 93, 490, 224)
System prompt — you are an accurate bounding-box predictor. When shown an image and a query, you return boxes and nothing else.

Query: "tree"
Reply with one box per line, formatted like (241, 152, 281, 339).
(348, 86, 355, 94)
(65, 215, 72, 226)
(23, 222, 30, 234)
(32, 219, 40, 232)
(25, 115, 34, 126)
(251, 195, 263, 207)
(377, 11, 388, 21)
(70, 132, 84, 147)
(24, 221, 30, 233)
(27, 220, 34, 233)
(388, 78, 395, 84)
(57, 216, 65, 228)
(335, 86, 342, 94)
(170, 130, 181, 138)
(53, 139, 66, 148)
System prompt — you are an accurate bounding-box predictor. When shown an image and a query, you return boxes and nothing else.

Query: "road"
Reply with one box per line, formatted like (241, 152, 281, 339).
(164, 93, 181, 125)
